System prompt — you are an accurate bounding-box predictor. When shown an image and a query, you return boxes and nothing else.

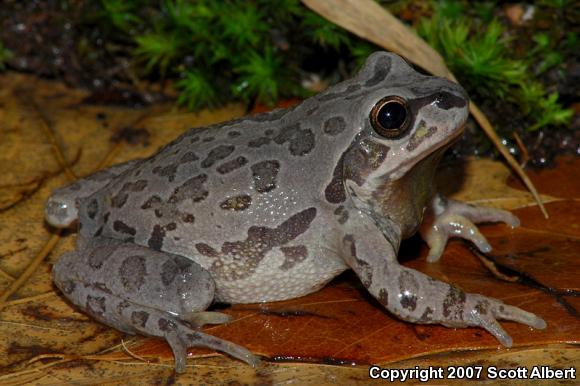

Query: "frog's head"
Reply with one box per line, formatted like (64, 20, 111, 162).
(338, 52, 469, 238)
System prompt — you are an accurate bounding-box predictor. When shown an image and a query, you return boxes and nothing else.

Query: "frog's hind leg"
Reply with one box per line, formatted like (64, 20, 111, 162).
(45, 159, 141, 228)
(52, 237, 259, 372)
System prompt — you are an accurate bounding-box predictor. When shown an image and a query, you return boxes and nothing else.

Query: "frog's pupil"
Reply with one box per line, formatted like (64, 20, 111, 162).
(378, 102, 406, 130)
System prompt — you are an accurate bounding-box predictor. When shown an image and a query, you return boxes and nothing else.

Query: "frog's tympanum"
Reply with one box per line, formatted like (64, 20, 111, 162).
(46, 52, 546, 372)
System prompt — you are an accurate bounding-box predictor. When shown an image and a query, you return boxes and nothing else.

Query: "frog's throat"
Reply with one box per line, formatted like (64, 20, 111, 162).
(371, 145, 448, 239)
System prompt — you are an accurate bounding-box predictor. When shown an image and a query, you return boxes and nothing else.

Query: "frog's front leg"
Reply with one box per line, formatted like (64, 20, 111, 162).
(45, 159, 142, 228)
(53, 237, 259, 372)
(420, 195, 520, 262)
(342, 212, 545, 347)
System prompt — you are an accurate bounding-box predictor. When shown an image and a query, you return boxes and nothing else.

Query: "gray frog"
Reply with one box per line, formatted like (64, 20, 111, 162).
(46, 52, 546, 372)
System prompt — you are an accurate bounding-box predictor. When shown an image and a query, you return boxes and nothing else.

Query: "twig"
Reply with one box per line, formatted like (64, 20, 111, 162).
(470, 104, 548, 218)
(0, 232, 62, 311)
(513, 131, 530, 167)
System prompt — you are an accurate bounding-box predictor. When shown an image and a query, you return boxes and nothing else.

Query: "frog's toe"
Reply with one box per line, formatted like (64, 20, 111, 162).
(466, 295, 546, 347)
(493, 303, 547, 330)
(182, 311, 232, 326)
(463, 206, 520, 228)
(163, 319, 259, 373)
(421, 214, 492, 262)
(45, 195, 78, 228)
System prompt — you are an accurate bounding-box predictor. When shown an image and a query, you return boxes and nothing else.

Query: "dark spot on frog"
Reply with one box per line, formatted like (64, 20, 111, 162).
(343, 138, 390, 186)
(94, 282, 112, 294)
(158, 318, 177, 331)
(111, 180, 148, 208)
(117, 300, 131, 314)
(113, 220, 136, 236)
(325, 153, 346, 203)
(273, 123, 315, 156)
(201, 145, 235, 168)
(94, 226, 103, 237)
(202, 136, 215, 142)
(248, 136, 272, 148)
(364, 56, 391, 87)
(169, 174, 208, 203)
(179, 151, 199, 164)
(86, 295, 106, 316)
(216, 156, 248, 174)
(103, 212, 110, 224)
(181, 213, 195, 223)
(196, 243, 220, 258)
(211, 207, 317, 280)
(343, 235, 372, 287)
(334, 206, 349, 224)
(120, 255, 147, 292)
(398, 271, 419, 311)
(378, 288, 389, 306)
(419, 307, 434, 322)
(87, 199, 98, 219)
(317, 84, 362, 102)
(323, 116, 347, 136)
(161, 259, 179, 286)
(442, 286, 466, 320)
(475, 300, 489, 316)
(131, 311, 149, 328)
(251, 160, 280, 193)
(152, 164, 178, 182)
(228, 131, 241, 138)
(408, 90, 467, 115)
(279, 245, 308, 270)
(88, 243, 117, 269)
(189, 136, 200, 144)
(264, 129, 274, 136)
(148, 225, 166, 251)
(59, 279, 76, 295)
(220, 195, 252, 211)
(186, 332, 202, 342)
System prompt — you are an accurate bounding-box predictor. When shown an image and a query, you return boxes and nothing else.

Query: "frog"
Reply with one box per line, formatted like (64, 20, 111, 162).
(45, 52, 546, 373)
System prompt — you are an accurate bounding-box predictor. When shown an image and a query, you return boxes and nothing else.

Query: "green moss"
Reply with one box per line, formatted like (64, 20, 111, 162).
(0, 41, 12, 71)
(417, 2, 573, 133)
(91, 0, 574, 136)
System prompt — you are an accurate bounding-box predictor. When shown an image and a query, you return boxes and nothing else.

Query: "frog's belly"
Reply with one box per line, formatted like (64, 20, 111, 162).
(211, 250, 348, 304)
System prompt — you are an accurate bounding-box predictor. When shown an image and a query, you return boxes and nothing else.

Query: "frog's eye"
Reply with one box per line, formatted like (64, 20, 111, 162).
(370, 96, 410, 138)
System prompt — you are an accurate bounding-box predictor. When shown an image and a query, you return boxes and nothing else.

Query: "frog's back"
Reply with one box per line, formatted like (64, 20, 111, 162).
(80, 99, 357, 301)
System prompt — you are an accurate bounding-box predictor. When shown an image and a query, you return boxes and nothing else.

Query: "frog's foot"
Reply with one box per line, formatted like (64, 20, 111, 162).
(444, 292, 546, 347)
(420, 196, 520, 262)
(137, 309, 259, 373)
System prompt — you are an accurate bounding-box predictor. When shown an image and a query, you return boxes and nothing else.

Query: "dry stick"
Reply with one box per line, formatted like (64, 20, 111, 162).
(302, 0, 548, 219)
(470, 104, 548, 218)
(18, 91, 78, 181)
(0, 232, 61, 311)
